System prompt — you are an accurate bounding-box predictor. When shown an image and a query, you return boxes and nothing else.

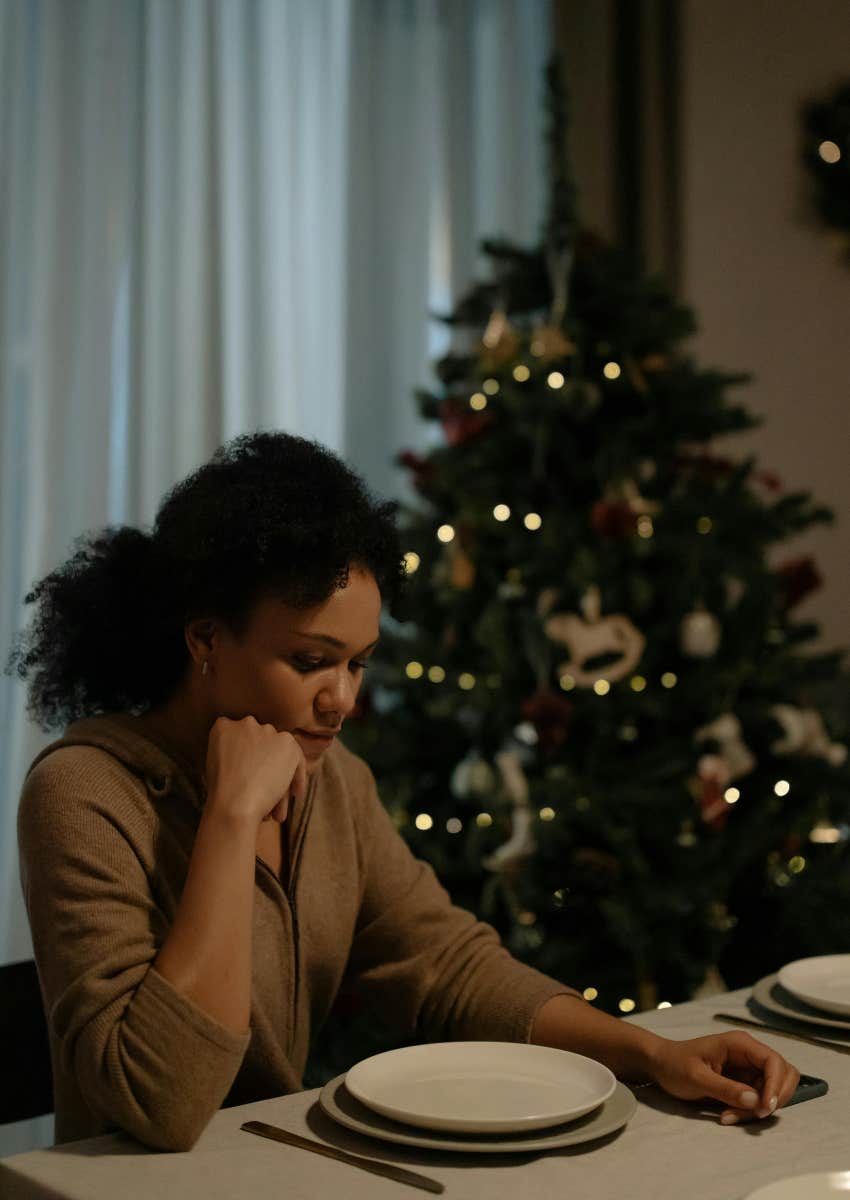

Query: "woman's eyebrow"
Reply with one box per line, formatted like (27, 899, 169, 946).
(295, 633, 380, 651)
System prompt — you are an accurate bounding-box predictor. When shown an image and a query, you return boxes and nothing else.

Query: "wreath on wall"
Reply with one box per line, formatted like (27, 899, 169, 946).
(801, 81, 850, 261)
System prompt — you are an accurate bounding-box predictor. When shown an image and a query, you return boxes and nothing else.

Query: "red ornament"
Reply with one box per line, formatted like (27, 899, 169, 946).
(521, 688, 573, 753)
(439, 397, 496, 446)
(756, 469, 782, 493)
(777, 555, 823, 611)
(397, 449, 435, 493)
(697, 773, 729, 831)
(675, 452, 782, 494)
(590, 499, 638, 539)
(674, 452, 735, 483)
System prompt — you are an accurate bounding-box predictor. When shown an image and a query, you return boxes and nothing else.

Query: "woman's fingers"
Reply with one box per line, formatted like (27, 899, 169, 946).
(719, 1032, 800, 1116)
(693, 1062, 762, 1114)
(651, 1033, 800, 1125)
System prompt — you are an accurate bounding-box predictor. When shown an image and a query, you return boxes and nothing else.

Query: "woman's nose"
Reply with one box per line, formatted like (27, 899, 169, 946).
(318, 669, 357, 717)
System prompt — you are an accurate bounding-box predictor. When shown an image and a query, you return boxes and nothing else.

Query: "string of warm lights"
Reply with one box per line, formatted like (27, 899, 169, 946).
(464, 358, 626, 402)
(404, 657, 689, 695)
(421, 510, 715, 554)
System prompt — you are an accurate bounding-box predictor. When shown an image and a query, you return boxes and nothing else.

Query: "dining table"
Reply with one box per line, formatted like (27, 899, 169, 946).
(1, 983, 847, 1200)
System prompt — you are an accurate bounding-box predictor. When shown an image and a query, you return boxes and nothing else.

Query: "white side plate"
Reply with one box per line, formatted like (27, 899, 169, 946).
(745, 1172, 850, 1199)
(777, 955, 850, 1017)
(344, 1041, 616, 1133)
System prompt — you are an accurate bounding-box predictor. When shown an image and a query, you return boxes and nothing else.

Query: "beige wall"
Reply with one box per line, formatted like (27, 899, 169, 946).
(682, 0, 850, 654)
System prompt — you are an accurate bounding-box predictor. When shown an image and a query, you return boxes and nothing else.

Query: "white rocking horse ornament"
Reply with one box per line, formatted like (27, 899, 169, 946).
(541, 586, 646, 687)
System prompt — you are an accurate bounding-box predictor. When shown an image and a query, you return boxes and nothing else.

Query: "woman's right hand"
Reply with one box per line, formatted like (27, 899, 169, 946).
(204, 715, 308, 828)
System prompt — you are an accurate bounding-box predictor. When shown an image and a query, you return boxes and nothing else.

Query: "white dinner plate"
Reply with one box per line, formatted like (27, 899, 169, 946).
(752, 974, 850, 1035)
(777, 955, 850, 1017)
(343, 1042, 617, 1133)
(744, 1172, 850, 1199)
(319, 1073, 637, 1153)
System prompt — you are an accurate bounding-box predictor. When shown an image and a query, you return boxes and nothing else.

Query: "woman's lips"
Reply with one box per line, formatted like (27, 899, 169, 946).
(294, 729, 336, 751)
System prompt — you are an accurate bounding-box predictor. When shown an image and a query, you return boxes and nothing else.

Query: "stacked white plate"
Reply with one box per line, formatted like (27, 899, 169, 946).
(778, 955, 850, 1017)
(745, 1173, 850, 1199)
(318, 1041, 637, 1153)
(749, 955, 850, 1041)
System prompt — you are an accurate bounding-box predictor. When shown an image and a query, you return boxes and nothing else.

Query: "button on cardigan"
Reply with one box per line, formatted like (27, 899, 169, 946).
(17, 714, 577, 1151)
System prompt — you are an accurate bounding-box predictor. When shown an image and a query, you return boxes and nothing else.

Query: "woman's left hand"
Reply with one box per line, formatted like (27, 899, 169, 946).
(647, 1031, 800, 1124)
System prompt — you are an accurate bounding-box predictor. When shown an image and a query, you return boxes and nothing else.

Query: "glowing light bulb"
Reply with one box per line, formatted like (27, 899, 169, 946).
(446, 817, 462, 833)
(539, 807, 556, 821)
(437, 524, 455, 543)
(657, 1001, 672, 1009)
(559, 673, 576, 691)
(603, 361, 621, 380)
(630, 675, 647, 692)
(415, 813, 433, 831)
(427, 665, 446, 683)
(637, 515, 653, 538)
(810, 822, 840, 844)
(458, 673, 476, 690)
(405, 661, 424, 679)
(661, 672, 677, 689)
(493, 503, 511, 521)
(476, 812, 493, 828)
(403, 551, 420, 574)
(546, 371, 565, 389)
(774, 779, 790, 797)
(583, 987, 598, 1001)
(469, 392, 487, 411)
(524, 512, 543, 530)
(724, 787, 740, 804)
(619, 998, 636, 1013)
(482, 378, 500, 395)
(819, 140, 841, 164)
(513, 364, 530, 382)
(593, 679, 611, 696)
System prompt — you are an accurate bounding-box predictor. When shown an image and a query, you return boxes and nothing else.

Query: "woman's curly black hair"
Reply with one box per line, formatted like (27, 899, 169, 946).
(6, 431, 407, 729)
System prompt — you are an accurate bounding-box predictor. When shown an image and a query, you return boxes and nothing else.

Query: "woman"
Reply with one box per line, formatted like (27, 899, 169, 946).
(10, 431, 798, 1152)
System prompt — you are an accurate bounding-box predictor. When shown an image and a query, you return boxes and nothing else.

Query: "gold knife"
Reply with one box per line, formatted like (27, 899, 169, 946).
(713, 1012, 850, 1054)
(241, 1119, 445, 1194)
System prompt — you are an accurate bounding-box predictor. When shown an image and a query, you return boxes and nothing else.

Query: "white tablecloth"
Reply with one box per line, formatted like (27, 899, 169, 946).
(1, 986, 847, 1200)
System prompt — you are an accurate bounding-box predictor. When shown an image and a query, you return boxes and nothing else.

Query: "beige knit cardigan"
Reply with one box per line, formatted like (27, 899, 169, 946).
(17, 714, 576, 1151)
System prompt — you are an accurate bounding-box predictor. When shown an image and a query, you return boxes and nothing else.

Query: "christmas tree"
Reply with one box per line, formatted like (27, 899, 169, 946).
(306, 61, 850, 1082)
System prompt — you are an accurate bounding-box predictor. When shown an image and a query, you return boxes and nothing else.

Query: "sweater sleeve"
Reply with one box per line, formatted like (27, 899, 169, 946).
(342, 751, 580, 1044)
(17, 747, 250, 1151)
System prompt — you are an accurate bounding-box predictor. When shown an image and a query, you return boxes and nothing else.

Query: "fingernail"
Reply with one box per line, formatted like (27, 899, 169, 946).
(740, 1090, 759, 1108)
(720, 1113, 740, 1125)
(769, 1096, 777, 1112)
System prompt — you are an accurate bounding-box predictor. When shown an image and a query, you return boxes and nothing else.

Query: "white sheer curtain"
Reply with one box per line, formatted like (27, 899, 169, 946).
(0, 0, 550, 1153)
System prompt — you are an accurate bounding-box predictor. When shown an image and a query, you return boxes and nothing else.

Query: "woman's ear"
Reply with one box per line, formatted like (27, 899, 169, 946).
(184, 618, 217, 666)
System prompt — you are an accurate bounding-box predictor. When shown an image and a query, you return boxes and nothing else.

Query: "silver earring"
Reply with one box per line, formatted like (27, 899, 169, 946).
(202, 660, 209, 676)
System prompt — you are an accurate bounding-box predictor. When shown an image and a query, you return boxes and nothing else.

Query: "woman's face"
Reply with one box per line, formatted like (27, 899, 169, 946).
(205, 567, 381, 772)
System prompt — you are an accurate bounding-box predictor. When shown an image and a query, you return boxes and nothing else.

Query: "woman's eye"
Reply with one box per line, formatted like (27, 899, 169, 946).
(292, 657, 325, 672)
(291, 657, 369, 674)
